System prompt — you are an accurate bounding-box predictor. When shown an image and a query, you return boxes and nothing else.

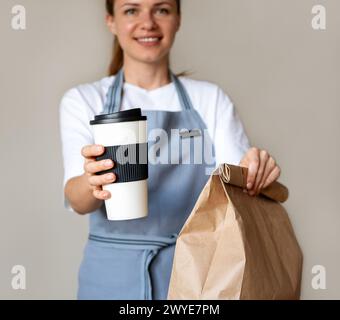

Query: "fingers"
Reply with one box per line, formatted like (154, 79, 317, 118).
(81, 144, 105, 159)
(251, 150, 269, 196)
(245, 148, 260, 190)
(88, 172, 116, 188)
(89, 173, 115, 200)
(262, 165, 281, 189)
(93, 186, 112, 201)
(257, 156, 276, 193)
(81, 144, 116, 201)
(242, 147, 281, 197)
(85, 159, 114, 174)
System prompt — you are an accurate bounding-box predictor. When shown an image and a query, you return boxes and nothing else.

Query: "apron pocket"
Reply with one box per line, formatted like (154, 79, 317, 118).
(78, 239, 144, 300)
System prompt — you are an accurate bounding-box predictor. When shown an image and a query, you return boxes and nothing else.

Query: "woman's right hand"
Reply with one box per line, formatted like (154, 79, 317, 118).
(81, 144, 116, 200)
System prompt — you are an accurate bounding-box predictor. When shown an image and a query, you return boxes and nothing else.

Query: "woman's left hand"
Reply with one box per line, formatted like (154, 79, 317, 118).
(239, 147, 281, 196)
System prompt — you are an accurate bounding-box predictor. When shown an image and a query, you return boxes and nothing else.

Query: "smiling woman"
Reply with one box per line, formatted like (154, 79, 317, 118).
(60, 0, 282, 301)
(106, 0, 181, 75)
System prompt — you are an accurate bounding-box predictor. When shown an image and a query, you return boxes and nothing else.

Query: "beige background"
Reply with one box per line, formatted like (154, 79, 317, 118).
(0, 0, 339, 299)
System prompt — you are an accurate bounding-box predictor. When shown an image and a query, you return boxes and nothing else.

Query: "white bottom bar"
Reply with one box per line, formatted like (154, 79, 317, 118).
(103, 180, 148, 221)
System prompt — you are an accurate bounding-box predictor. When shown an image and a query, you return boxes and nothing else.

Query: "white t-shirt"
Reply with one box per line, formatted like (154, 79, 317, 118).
(59, 75, 251, 210)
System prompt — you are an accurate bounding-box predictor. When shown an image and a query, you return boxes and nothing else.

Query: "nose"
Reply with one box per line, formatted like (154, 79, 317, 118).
(139, 11, 157, 30)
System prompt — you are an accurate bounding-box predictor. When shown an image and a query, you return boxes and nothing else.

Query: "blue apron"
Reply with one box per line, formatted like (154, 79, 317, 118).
(78, 69, 216, 300)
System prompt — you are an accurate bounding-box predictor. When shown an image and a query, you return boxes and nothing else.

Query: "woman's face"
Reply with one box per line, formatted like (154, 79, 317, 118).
(107, 0, 181, 65)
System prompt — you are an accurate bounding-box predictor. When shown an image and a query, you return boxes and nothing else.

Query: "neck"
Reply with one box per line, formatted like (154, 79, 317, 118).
(122, 56, 171, 90)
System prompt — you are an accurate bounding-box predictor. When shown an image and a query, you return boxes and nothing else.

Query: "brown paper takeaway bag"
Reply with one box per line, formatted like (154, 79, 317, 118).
(167, 164, 303, 300)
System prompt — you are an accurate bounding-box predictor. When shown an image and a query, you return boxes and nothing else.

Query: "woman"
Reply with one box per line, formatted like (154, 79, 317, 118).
(60, 0, 281, 300)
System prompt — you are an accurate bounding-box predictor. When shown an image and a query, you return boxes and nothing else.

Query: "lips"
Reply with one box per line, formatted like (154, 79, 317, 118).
(134, 36, 163, 45)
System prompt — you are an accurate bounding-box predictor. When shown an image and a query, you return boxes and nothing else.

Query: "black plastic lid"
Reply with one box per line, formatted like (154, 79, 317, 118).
(90, 108, 147, 125)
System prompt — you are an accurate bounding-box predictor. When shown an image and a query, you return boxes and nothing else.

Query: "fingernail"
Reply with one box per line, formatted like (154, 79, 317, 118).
(247, 183, 252, 189)
(106, 174, 114, 181)
(105, 160, 113, 167)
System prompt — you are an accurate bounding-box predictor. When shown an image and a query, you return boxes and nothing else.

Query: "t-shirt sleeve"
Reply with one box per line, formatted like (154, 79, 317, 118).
(59, 87, 94, 211)
(213, 88, 251, 166)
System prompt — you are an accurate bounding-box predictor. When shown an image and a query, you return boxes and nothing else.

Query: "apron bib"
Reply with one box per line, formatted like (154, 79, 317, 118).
(78, 69, 216, 300)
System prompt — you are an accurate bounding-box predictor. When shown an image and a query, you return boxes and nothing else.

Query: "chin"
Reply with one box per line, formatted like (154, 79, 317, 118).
(131, 52, 169, 65)
(141, 56, 163, 63)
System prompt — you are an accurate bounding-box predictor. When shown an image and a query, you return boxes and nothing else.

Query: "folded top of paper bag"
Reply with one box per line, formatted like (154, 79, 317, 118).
(217, 164, 289, 203)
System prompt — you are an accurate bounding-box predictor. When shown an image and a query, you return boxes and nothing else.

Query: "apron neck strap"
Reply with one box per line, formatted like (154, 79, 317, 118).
(104, 68, 193, 114)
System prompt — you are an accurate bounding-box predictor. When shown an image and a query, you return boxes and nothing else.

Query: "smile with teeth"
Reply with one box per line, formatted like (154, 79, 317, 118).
(136, 37, 162, 43)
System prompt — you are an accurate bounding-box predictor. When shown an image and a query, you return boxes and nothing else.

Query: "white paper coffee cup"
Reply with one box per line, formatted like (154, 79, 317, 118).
(90, 109, 148, 221)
